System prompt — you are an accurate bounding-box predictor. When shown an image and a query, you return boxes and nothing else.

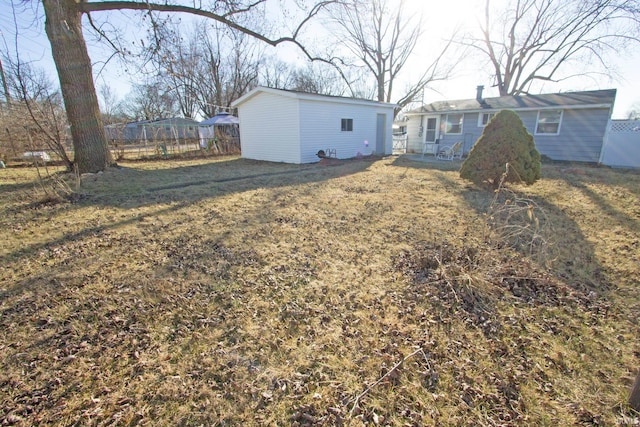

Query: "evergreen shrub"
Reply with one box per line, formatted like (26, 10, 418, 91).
(459, 109, 541, 188)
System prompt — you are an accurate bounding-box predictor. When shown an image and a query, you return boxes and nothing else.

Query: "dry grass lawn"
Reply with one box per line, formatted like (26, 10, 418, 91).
(1, 155, 639, 426)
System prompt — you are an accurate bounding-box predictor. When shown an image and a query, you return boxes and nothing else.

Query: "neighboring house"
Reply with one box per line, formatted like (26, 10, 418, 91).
(231, 86, 396, 164)
(105, 117, 200, 142)
(404, 87, 617, 163)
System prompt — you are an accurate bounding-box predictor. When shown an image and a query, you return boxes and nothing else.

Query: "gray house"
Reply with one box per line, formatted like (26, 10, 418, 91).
(404, 87, 617, 162)
(105, 118, 200, 143)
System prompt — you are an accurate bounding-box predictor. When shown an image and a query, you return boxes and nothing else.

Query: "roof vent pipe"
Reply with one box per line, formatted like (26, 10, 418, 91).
(476, 85, 484, 103)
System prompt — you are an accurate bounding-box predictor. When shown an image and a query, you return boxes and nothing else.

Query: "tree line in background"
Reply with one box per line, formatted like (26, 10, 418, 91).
(0, 0, 639, 173)
(96, 18, 353, 125)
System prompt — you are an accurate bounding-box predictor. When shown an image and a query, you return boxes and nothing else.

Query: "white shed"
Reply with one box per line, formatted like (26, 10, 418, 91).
(231, 87, 396, 163)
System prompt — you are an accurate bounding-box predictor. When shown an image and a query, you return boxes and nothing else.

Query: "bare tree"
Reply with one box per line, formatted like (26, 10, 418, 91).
(163, 46, 201, 120)
(327, 0, 456, 114)
(470, 0, 640, 96)
(122, 79, 178, 121)
(41, 0, 339, 173)
(0, 58, 12, 104)
(259, 57, 296, 90)
(1, 53, 72, 169)
(193, 21, 263, 117)
(289, 62, 347, 95)
(151, 14, 348, 118)
(146, 22, 201, 119)
(98, 84, 125, 125)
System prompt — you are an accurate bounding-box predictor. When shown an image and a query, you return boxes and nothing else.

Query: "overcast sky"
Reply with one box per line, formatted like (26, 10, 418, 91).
(2, 0, 638, 118)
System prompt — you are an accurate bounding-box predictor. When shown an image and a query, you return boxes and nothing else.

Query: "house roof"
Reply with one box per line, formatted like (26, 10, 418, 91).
(406, 89, 617, 115)
(125, 117, 199, 127)
(232, 86, 397, 109)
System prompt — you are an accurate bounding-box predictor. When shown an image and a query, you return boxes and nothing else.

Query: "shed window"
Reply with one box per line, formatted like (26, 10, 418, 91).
(341, 118, 353, 132)
(536, 110, 562, 135)
(478, 112, 495, 127)
(444, 113, 463, 134)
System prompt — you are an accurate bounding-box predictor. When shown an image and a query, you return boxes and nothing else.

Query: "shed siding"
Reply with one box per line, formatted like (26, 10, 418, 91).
(237, 89, 395, 164)
(296, 100, 393, 163)
(237, 92, 300, 163)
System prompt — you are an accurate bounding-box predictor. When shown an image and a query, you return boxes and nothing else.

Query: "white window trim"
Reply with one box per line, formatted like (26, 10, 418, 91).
(478, 112, 495, 127)
(535, 110, 563, 135)
(445, 113, 463, 135)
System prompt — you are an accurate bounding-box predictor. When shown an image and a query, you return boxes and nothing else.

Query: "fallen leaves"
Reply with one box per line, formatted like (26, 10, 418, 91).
(1, 158, 638, 425)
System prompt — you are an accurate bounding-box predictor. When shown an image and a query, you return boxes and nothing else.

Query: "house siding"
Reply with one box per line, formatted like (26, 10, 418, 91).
(406, 116, 426, 153)
(530, 108, 609, 162)
(471, 109, 610, 162)
(298, 100, 393, 163)
(236, 92, 301, 163)
(406, 114, 440, 153)
(439, 113, 475, 150)
(406, 114, 478, 154)
(408, 107, 611, 162)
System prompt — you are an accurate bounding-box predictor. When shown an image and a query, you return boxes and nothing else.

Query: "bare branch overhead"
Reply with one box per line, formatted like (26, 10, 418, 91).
(469, 0, 640, 95)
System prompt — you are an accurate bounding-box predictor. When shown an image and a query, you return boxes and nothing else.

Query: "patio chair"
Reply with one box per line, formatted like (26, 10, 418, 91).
(421, 140, 439, 158)
(436, 141, 463, 161)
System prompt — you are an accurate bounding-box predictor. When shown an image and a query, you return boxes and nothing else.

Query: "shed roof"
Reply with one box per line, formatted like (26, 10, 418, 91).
(232, 86, 397, 109)
(406, 89, 616, 115)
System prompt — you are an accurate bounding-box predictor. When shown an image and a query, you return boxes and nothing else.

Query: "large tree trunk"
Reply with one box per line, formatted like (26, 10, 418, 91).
(43, 0, 112, 173)
(631, 369, 640, 411)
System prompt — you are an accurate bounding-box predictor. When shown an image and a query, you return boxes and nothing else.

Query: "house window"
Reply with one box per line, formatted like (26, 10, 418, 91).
(536, 110, 562, 134)
(478, 112, 495, 127)
(444, 113, 463, 134)
(341, 118, 353, 132)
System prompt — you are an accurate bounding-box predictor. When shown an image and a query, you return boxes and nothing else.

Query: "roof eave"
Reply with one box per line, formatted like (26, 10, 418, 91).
(232, 86, 397, 109)
(405, 102, 614, 115)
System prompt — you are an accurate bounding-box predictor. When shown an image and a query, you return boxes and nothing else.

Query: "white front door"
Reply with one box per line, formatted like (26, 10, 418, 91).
(424, 117, 439, 143)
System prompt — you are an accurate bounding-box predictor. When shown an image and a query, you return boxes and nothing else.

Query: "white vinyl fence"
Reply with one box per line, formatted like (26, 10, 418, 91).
(392, 134, 408, 154)
(600, 120, 640, 168)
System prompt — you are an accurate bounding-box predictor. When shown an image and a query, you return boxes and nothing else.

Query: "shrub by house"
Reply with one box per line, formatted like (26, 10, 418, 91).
(460, 109, 541, 188)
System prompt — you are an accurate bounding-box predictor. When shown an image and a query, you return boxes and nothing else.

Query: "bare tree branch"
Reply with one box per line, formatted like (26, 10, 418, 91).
(80, 0, 339, 60)
(327, 0, 455, 114)
(470, 0, 640, 95)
